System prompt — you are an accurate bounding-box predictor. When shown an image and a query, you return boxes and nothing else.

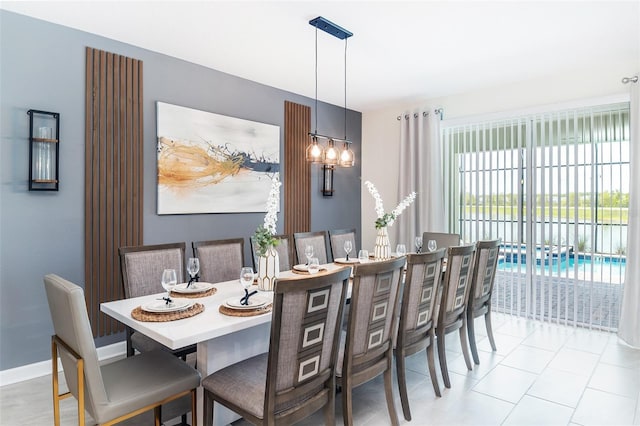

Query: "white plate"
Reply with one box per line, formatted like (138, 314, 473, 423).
(142, 299, 194, 313)
(293, 264, 328, 272)
(334, 257, 359, 265)
(172, 282, 214, 294)
(224, 295, 269, 310)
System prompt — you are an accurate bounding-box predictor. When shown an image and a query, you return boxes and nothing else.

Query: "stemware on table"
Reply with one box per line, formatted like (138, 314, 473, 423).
(187, 257, 200, 286)
(161, 268, 177, 302)
(415, 236, 423, 253)
(304, 245, 314, 265)
(427, 240, 437, 252)
(344, 240, 353, 261)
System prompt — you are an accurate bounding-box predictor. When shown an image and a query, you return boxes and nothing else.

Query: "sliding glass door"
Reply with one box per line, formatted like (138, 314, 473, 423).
(442, 103, 630, 330)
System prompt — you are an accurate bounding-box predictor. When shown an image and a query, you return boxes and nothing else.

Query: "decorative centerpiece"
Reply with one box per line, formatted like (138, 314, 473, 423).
(364, 181, 416, 260)
(253, 175, 281, 291)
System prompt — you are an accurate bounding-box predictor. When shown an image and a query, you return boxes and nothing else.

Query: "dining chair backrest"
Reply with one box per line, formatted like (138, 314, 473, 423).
(439, 244, 476, 328)
(328, 228, 357, 260)
(250, 234, 295, 272)
(293, 231, 330, 264)
(202, 267, 351, 425)
(338, 256, 406, 425)
(119, 242, 186, 298)
(44, 274, 201, 426)
(422, 232, 461, 255)
(467, 239, 501, 365)
(396, 249, 447, 418)
(470, 239, 501, 305)
(193, 238, 244, 283)
(265, 267, 351, 420)
(44, 274, 109, 417)
(398, 249, 446, 344)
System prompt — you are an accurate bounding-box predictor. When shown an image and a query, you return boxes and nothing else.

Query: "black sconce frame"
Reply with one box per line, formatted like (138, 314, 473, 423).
(322, 165, 334, 197)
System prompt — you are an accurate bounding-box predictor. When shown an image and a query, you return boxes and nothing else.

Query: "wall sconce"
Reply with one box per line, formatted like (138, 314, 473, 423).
(322, 165, 334, 197)
(27, 109, 60, 191)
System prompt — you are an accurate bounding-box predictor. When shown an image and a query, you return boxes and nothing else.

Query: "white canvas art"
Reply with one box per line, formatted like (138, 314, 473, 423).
(156, 102, 280, 214)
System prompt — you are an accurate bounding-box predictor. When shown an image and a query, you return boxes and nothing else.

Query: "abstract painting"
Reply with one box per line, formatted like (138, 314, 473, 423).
(156, 102, 280, 214)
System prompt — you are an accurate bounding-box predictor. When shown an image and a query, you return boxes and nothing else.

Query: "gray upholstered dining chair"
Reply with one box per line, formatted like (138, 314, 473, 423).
(328, 228, 357, 260)
(44, 274, 201, 426)
(422, 231, 461, 253)
(293, 231, 330, 264)
(467, 239, 501, 365)
(250, 234, 295, 272)
(435, 244, 476, 388)
(192, 238, 245, 284)
(337, 256, 406, 426)
(202, 267, 351, 425)
(395, 249, 446, 420)
(118, 242, 196, 360)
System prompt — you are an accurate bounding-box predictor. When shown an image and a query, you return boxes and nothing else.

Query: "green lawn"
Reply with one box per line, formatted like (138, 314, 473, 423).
(464, 205, 628, 224)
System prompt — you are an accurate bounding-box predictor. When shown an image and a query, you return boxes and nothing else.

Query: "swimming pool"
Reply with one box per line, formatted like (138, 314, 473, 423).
(497, 252, 626, 284)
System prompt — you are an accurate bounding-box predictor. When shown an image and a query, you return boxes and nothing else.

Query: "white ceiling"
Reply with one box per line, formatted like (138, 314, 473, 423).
(2, 1, 639, 111)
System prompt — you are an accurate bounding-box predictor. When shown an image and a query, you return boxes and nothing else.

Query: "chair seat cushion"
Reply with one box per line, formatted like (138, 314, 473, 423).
(96, 350, 200, 424)
(202, 353, 268, 419)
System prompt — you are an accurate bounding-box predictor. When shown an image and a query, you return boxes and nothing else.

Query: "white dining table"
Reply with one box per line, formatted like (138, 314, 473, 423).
(100, 263, 347, 426)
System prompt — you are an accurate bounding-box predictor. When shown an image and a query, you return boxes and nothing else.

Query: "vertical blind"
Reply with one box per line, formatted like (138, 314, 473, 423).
(442, 103, 630, 330)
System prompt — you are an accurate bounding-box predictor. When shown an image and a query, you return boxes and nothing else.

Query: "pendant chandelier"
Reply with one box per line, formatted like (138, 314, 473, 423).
(305, 16, 354, 168)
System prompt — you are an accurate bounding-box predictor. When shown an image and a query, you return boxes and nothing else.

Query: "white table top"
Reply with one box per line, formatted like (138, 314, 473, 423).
(100, 264, 347, 350)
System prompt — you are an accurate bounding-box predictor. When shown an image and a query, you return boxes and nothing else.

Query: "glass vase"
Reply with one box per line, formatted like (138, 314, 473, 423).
(257, 246, 279, 291)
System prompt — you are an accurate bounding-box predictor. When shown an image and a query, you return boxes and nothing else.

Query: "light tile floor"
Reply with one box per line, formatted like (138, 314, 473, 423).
(1, 313, 639, 425)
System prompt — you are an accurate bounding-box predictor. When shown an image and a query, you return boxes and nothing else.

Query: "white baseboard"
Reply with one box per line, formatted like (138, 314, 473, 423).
(0, 341, 126, 387)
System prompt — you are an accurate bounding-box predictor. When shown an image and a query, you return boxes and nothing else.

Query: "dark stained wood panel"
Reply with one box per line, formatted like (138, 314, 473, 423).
(85, 47, 143, 338)
(284, 101, 311, 234)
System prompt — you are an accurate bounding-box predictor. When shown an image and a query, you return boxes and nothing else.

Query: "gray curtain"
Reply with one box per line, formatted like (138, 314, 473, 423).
(618, 76, 639, 347)
(396, 109, 444, 249)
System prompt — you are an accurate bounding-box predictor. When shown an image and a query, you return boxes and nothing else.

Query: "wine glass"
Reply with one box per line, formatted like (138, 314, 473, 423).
(187, 257, 200, 286)
(344, 240, 353, 261)
(161, 269, 177, 303)
(304, 245, 314, 265)
(240, 267, 254, 290)
(396, 244, 406, 257)
(427, 239, 437, 252)
(358, 249, 369, 263)
(308, 257, 320, 274)
(415, 236, 423, 253)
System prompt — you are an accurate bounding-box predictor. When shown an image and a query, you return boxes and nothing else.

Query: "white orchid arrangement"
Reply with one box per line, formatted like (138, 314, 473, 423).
(254, 175, 281, 257)
(364, 180, 417, 229)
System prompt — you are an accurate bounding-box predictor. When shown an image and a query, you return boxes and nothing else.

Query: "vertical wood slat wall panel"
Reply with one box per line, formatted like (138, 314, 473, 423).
(85, 47, 143, 338)
(284, 101, 311, 234)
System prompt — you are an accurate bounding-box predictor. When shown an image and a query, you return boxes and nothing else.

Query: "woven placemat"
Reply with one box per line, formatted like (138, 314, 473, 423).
(131, 303, 205, 322)
(219, 303, 272, 317)
(170, 287, 217, 299)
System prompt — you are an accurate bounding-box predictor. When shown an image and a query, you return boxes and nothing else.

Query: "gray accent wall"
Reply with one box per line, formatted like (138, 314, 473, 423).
(0, 10, 362, 371)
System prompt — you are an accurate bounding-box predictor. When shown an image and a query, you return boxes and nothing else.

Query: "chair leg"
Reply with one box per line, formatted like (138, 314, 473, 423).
(154, 406, 161, 426)
(203, 390, 214, 426)
(485, 309, 497, 351)
(459, 317, 473, 371)
(383, 363, 399, 426)
(426, 333, 441, 397)
(395, 350, 411, 421)
(324, 382, 336, 425)
(341, 380, 354, 426)
(468, 311, 480, 365)
(437, 329, 451, 388)
(191, 388, 197, 426)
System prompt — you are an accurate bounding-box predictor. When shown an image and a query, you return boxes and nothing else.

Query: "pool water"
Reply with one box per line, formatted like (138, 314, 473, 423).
(498, 254, 626, 284)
